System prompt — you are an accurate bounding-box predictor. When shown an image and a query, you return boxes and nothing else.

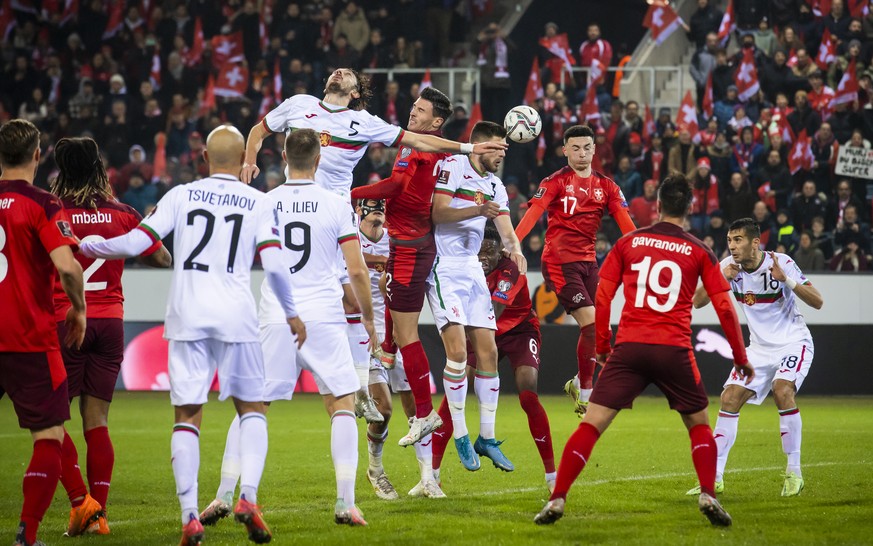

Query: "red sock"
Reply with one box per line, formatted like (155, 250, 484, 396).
(84, 426, 114, 509)
(689, 424, 717, 497)
(21, 439, 62, 544)
(59, 430, 88, 507)
(381, 308, 396, 354)
(519, 390, 555, 473)
(577, 324, 596, 389)
(550, 422, 600, 501)
(400, 341, 433, 417)
(431, 397, 453, 470)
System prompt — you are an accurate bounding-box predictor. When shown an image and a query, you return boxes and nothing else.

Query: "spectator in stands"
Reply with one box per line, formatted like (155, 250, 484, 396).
(68, 78, 101, 124)
(707, 129, 732, 183)
(443, 104, 468, 142)
(690, 157, 720, 232)
(794, 231, 826, 271)
(523, 232, 544, 270)
(807, 71, 835, 121)
(723, 172, 758, 222)
(829, 233, 870, 271)
(121, 171, 159, 215)
(655, 106, 674, 136)
(276, 3, 314, 60)
(705, 210, 730, 257)
(605, 99, 630, 157)
(788, 90, 823, 137)
(811, 122, 840, 195)
(688, 0, 723, 50)
(753, 17, 778, 57)
(824, 0, 852, 41)
(771, 1, 801, 31)
(828, 39, 865, 90)
(691, 33, 719, 108)
(735, 0, 769, 30)
(594, 232, 612, 267)
(732, 126, 765, 182)
(711, 49, 734, 101)
(731, 33, 767, 68)
(327, 34, 361, 74)
(592, 125, 615, 176)
(761, 49, 792, 103)
(613, 155, 643, 201)
(810, 215, 836, 258)
(578, 22, 613, 69)
(791, 180, 829, 232)
(791, 47, 819, 79)
(714, 85, 741, 132)
(18, 88, 48, 126)
(668, 127, 700, 180)
(756, 148, 793, 210)
(828, 102, 862, 144)
(728, 105, 754, 138)
(834, 203, 871, 251)
(629, 179, 659, 227)
(333, 1, 370, 54)
(476, 22, 514, 123)
(641, 133, 667, 182)
(753, 200, 776, 246)
(360, 29, 392, 72)
(767, 208, 799, 253)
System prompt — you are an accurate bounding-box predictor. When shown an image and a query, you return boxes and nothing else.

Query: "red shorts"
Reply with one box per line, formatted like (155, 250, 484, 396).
(0, 350, 70, 429)
(468, 320, 541, 371)
(57, 318, 124, 402)
(590, 342, 709, 414)
(385, 234, 437, 313)
(541, 260, 599, 312)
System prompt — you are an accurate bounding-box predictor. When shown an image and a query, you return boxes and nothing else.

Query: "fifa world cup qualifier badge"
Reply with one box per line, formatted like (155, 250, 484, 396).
(437, 170, 450, 184)
(56, 220, 73, 237)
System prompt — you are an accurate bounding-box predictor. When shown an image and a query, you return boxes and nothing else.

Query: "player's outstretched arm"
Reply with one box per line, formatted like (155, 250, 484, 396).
(79, 228, 154, 260)
(514, 202, 546, 241)
(50, 245, 86, 349)
(613, 207, 637, 235)
(431, 192, 500, 224)
(400, 131, 507, 155)
(494, 214, 527, 275)
(138, 244, 172, 268)
(350, 175, 404, 200)
(241, 121, 270, 184)
(341, 239, 378, 353)
(261, 245, 306, 348)
(767, 251, 823, 310)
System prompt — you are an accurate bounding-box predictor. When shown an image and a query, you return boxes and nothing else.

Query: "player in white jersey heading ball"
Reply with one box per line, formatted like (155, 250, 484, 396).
(427, 121, 526, 474)
(689, 218, 823, 498)
(79, 126, 305, 545)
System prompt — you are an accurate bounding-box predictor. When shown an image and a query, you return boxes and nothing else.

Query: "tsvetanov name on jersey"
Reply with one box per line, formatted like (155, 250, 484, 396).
(72, 211, 112, 224)
(631, 236, 693, 255)
(277, 201, 318, 213)
(186, 189, 256, 210)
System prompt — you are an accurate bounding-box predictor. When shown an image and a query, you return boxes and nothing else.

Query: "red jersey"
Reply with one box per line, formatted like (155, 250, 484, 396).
(529, 166, 629, 264)
(599, 222, 729, 350)
(53, 197, 145, 321)
(487, 257, 538, 336)
(0, 180, 78, 352)
(386, 144, 449, 241)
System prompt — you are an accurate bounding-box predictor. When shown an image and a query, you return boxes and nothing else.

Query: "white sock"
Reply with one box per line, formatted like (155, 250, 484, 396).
(367, 426, 388, 473)
(331, 410, 358, 506)
(433, 467, 441, 483)
(171, 424, 200, 524)
(238, 412, 268, 505)
(347, 318, 370, 389)
(779, 409, 802, 476)
(579, 388, 593, 404)
(545, 471, 557, 483)
(413, 434, 434, 481)
(714, 411, 740, 482)
(474, 373, 500, 440)
(216, 414, 241, 504)
(443, 359, 468, 439)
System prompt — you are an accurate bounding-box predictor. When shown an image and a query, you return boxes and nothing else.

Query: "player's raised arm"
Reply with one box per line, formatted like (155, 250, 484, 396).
(768, 251, 823, 310)
(494, 214, 526, 275)
(50, 245, 86, 349)
(241, 121, 271, 184)
(400, 130, 507, 156)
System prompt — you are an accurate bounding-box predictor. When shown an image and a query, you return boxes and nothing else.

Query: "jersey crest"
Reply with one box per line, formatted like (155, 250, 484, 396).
(743, 292, 756, 306)
(593, 188, 603, 201)
(319, 130, 331, 147)
(474, 190, 485, 205)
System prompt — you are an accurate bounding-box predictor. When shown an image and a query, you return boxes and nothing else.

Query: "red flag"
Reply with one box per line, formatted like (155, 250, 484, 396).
(811, 0, 833, 17)
(273, 57, 283, 103)
(676, 90, 699, 138)
(102, 0, 124, 39)
(214, 62, 249, 98)
(734, 48, 760, 102)
(0, 0, 15, 43)
(258, 88, 274, 119)
(200, 74, 216, 116)
(643, 1, 685, 45)
(536, 133, 546, 163)
(587, 58, 606, 88)
(59, 0, 77, 26)
(816, 28, 836, 71)
(717, 0, 735, 46)
(152, 132, 166, 183)
(849, 0, 870, 17)
(149, 50, 161, 90)
(579, 85, 601, 124)
(524, 57, 543, 106)
(643, 104, 656, 146)
(461, 103, 483, 142)
(775, 113, 795, 144)
(211, 32, 245, 69)
(539, 33, 575, 77)
(788, 129, 814, 174)
(420, 68, 432, 91)
(186, 17, 204, 67)
(833, 57, 860, 107)
(259, 11, 269, 51)
(471, 0, 493, 17)
(703, 71, 714, 119)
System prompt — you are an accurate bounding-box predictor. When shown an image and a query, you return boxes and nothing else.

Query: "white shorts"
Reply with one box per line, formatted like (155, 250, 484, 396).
(168, 339, 265, 406)
(723, 341, 813, 405)
(368, 340, 411, 392)
(261, 322, 359, 398)
(426, 255, 496, 331)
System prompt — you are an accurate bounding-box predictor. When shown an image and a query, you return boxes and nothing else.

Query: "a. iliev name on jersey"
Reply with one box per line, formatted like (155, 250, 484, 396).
(72, 211, 112, 224)
(277, 200, 318, 213)
(186, 189, 256, 210)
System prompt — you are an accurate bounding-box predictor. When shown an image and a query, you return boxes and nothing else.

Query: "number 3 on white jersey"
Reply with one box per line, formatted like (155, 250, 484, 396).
(630, 256, 681, 312)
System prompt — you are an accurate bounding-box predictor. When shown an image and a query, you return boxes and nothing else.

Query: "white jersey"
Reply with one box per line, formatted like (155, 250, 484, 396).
(360, 227, 389, 332)
(259, 179, 358, 325)
(263, 94, 404, 195)
(432, 154, 510, 257)
(139, 175, 280, 342)
(722, 252, 812, 347)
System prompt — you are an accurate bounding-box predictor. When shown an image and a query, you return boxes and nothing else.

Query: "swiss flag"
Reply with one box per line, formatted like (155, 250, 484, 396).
(524, 57, 543, 106)
(849, 0, 870, 17)
(643, 1, 685, 45)
(461, 103, 483, 143)
(211, 32, 245, 69)
(788, 129, 814, 175)
(214, 62, 249, 98)
(717, 0, 735, 46)
(811, 0, 833, 17)
(587, 57, 606, 88)
(734, 48, 760, 102)
(59, 0, 77, 26)
(702, 71, 714, 119)
(775, 112, 795, 144)
(149, 50, 161, 90)
(816, 28, 836, 71)
(579, 85, 601, 125)
(539, 33, 575, 79)
(102, 0, 124, 39)
(200, 73, 216, 117)
(186, 17, 204, 67)
(258, 88, 275, 119)
(676, 90, 699, 137)
(833, 57, 860, 107)
(273, 57, 283, 103)
(643, 103, 656, 146)
(420, 68, 432, 91)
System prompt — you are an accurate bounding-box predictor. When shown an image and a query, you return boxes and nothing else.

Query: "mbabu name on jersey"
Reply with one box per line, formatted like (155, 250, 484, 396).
(72, 210, 113, 224)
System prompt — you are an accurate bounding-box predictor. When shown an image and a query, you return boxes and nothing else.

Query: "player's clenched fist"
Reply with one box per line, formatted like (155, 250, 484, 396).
(478, 201, 501, 219)
(723, 263, 740, 280)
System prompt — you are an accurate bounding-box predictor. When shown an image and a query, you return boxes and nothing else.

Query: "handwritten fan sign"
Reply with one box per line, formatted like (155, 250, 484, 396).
(835, 146, 873, 179)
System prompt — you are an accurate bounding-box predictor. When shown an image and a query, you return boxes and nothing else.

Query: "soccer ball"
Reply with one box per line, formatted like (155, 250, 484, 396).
(503, 105, 542, 144)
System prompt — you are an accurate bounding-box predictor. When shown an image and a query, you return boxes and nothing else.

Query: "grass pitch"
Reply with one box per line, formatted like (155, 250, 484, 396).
(1, 392, 871, 545)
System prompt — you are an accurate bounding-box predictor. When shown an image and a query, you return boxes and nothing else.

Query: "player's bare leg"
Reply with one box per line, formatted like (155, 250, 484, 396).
(468, 327, 513, 472)
(394, 309, 442, 446)
(437, 323, 479, 470)
(344, 285, 383, 424)
(565, 306, 596, 416)
(514, 366, 555, 490)
(172, 404, 205, 545)
(366, 382, 399, 500)
(680, 410, 732, 527)
(773, 379, 804, 496)
(323, 393, 367, 526)
(535, 403, 617, 524)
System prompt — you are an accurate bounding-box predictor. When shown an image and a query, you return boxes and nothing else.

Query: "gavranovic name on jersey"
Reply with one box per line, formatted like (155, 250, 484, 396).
(630, 235, 693, 255)
(186, 188, 257, 210)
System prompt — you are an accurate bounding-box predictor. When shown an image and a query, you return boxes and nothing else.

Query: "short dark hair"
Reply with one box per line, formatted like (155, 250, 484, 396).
(419, 87, 452, 123)
(728, 217, 761, 240)
(470, 120, 506, 143)
(563, 125, 594, 144)
(657, 173, 693, 218)
(0, 119, 40, 167)
(482, 223, 501, 247)
(285, 128, 321, 171)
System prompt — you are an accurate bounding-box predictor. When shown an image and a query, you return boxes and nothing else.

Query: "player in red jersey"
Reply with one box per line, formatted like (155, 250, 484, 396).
(49, 137, 172, 536)
(534, 174, 754, 527)
(515, 125, 638, 416)
(0, 119, 86, 546)
(431, 225, 555, 490)
(350, 87, 455, 445)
